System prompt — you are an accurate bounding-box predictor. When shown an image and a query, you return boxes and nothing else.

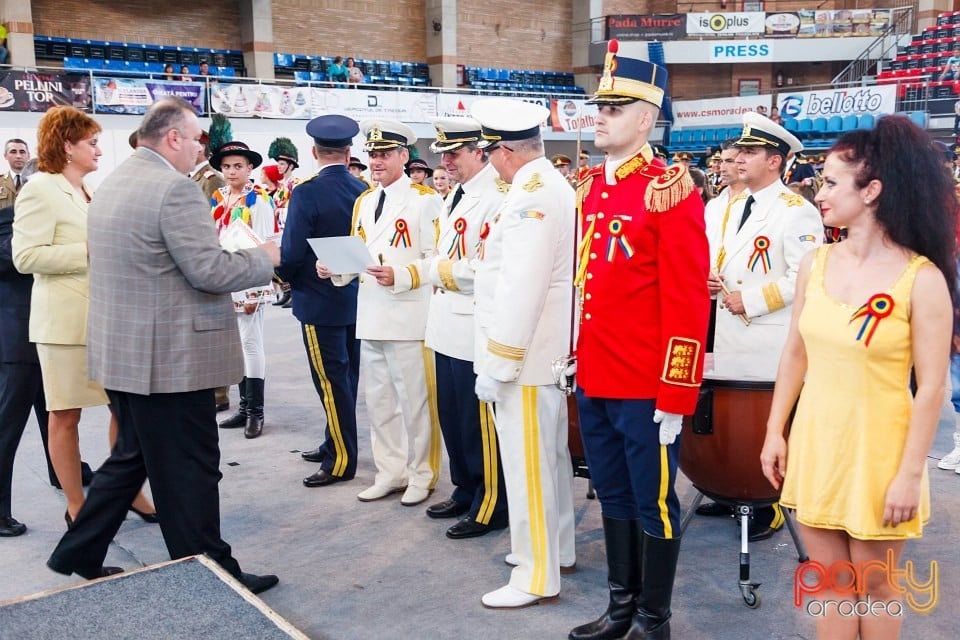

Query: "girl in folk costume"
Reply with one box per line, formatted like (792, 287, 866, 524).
(268, 137, 300, 307)
(210, 139, 277, 439)
(267, 136, 300, 230)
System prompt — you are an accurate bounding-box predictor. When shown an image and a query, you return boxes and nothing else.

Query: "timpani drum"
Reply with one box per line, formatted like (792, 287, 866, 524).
(679, 353, 784, 504)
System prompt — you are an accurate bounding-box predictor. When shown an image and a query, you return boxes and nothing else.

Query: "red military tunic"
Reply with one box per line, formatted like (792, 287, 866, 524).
(575, 145, 710, 415)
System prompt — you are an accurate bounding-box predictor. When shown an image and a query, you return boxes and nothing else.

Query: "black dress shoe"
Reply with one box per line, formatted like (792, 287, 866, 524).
(426, 498, 470, 519)
(300, 447, 324, 463)
(0, 515, 27, 537)
(76, 566, 124, 580)
(446, 516, 508, 539)
(303, 469, 350, 487)
(240, 572, 279, 594)
(696, 502, 734, 517)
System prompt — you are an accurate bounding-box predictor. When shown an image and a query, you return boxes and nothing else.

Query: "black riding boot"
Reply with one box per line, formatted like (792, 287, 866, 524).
(244, 378, 265, 439)
(218, 377, 247, 429)
(622, 533, 681, 640)
(568, 517, 640, 640)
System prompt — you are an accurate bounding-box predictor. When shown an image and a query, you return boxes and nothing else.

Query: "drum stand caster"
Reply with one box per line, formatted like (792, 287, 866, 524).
(737, 505, 762, 609)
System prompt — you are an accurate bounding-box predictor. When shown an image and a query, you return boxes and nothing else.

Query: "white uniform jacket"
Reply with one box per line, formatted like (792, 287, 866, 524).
(396, 163, 508, 361)
(709, 179, 822, 355)
(333, 175, 443, 341)
(474, 156, 575, 386)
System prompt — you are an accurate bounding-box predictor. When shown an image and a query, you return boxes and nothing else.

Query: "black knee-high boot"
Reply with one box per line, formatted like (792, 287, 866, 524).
(244, 378, 264, 439)
(569, 517, 640, 640)
(622, 532, 681, 640)
(218, 377, 247, 429)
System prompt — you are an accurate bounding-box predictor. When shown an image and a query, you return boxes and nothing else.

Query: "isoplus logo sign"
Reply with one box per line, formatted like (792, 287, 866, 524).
(794, 551, 938, 617)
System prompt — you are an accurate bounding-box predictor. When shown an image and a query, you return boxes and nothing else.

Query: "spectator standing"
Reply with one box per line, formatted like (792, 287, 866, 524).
(327, 56, 348, 85)
(346, 57, 364, 85)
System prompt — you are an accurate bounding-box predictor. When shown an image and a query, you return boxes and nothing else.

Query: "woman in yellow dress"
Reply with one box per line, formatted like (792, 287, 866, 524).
(761, 115, 955, 639)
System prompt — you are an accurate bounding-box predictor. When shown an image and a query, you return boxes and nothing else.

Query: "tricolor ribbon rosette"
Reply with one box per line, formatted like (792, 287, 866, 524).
(605, 219, 635, 262)
(849, 293, 894, 347)
(447, 217, 467, 259)
(748, 235, 772, 274)
(390, 218, 412, 248)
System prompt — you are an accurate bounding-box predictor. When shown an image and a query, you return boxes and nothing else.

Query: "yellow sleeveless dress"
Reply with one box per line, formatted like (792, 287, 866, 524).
(779, 245, 930, 540)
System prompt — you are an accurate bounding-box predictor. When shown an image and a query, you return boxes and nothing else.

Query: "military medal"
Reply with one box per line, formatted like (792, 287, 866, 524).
(605, 219, 634, 262)
(748, 235, 772, 273)
(447, 217, 467, 259)
(850, 293, 894, 347)
(390, 218, 411, 248)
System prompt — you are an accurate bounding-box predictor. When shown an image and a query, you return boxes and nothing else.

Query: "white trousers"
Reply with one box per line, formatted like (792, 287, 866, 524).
(494, 384, 576, 597)
(362, 340, 441, 490)
(237, 308, 265, 378)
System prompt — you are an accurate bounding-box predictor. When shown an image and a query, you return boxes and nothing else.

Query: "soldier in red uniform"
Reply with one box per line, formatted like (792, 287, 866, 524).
(570, 40, 710, 640)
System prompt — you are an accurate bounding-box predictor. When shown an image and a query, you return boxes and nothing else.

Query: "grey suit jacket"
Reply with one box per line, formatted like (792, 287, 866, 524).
(86, 148, 274, 394)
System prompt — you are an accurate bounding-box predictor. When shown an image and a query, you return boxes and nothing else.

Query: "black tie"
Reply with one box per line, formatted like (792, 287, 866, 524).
(14, 174, 21, 191)
(738, 195, 755, 231)
(450, 185, 464, 211)
(373, 190, 386, 222)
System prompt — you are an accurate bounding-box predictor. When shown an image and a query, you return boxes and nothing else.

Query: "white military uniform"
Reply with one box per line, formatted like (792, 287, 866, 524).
(709, 178, 823, 355)
(333, 174, 444, 491)
(474, 155, 576, 598)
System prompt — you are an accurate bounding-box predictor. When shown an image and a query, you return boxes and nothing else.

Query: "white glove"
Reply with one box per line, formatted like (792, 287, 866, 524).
(475, 373, 505, 403)
(653, 410, 683, 445)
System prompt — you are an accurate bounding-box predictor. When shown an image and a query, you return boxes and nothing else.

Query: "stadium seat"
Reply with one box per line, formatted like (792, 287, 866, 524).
(841, 115, 859, 132)
(825, 115, 844, 134)
(858, 114, 876, 129)
(796, 118, 813, 138)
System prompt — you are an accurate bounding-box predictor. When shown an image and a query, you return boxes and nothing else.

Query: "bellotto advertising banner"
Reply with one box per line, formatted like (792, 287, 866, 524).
(0, 71, 91, 112)
(94, 77, 205, 114)
(687, 12, 765, 36)
(605, 14, 686, 40)
(776, 85, 896, 119)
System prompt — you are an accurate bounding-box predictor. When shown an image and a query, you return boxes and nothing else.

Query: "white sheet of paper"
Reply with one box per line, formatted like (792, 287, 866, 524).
(219, 219, 263, 252)
(308, 236, 376, 274)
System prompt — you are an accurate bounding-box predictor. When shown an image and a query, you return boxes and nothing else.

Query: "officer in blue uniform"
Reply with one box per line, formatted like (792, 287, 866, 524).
(276, 115, 365, 487)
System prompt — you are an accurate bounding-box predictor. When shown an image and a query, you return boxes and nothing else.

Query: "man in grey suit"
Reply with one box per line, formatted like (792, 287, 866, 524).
(48, 97, 280, 593)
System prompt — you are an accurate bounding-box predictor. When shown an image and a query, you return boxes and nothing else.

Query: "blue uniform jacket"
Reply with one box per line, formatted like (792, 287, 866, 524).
(277, 165, 366, 326)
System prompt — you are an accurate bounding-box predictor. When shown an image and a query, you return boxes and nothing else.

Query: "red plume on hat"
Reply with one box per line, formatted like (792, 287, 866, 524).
(262, 164, 283, 184)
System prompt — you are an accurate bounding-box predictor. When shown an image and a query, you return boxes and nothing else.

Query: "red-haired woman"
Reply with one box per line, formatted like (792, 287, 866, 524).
(13, 106, 157, 526)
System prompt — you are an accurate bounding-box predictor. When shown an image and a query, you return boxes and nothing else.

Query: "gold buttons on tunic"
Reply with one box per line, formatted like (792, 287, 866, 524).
(601, 192, 609, 199)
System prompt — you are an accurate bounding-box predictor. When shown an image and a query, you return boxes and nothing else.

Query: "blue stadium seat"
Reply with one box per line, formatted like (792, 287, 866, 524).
(783, 117, 799, 133)
(796, 118, 813, 138)
(841, 115, 859, 132)
(857, 113, 876, 129)
(825, 115, 844, 134)
(293, 71, 312, 84)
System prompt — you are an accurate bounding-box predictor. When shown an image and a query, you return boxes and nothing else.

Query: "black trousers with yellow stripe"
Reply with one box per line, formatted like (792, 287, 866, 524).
(435, 352, 507, 526)
(577, 393, 681, 539)
(301, 323, 360, 479)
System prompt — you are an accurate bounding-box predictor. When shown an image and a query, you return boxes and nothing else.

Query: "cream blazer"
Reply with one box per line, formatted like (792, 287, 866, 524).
(12, 172, 92, 345)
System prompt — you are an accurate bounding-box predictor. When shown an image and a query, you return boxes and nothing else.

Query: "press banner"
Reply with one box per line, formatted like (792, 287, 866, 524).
(0, 70, 91, 112)
(776, 85, 896, 119)
(673, 95, 772, 128)
(606, 14, 686, 40)
(94, 77, 205, 114)
(687, 13, 766, 36)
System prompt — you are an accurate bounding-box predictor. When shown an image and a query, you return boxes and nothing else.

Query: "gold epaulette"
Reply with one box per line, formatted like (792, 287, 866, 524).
(411, 182, 437, 196)
(576, 174, 595, 214)
(644, 165, 694, 213)
(299, 173, 317, 184)
(779, 192, 805, 207)
(433, 218, 440, 247)
(615, 154, 649, 181)
(495, 178, 510, 193)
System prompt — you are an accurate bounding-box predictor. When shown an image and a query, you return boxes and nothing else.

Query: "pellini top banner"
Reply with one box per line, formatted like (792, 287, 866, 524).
(687, 13, 766, 36)
(776, 86, 897, 119)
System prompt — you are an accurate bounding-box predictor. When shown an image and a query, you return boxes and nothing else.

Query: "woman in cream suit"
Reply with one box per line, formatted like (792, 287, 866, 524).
(12, 106, 155, 525)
